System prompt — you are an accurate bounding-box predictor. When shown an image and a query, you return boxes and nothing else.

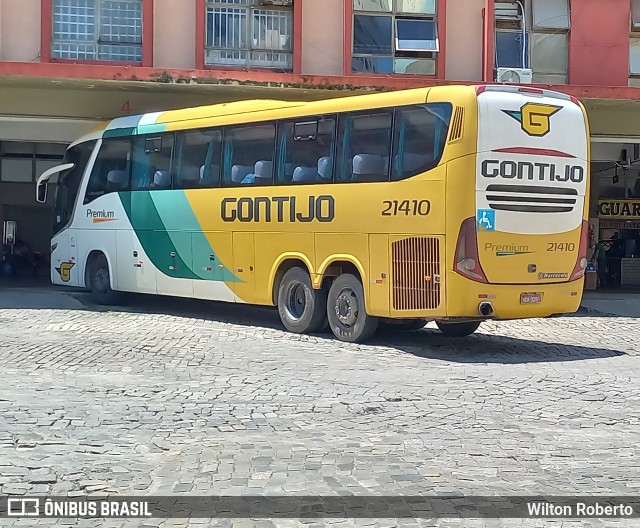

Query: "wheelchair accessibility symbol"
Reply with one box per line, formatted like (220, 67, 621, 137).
(477, 209, 495, 232)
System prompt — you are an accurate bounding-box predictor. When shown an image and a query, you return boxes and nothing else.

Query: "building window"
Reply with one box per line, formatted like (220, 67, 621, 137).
(495, 0, 569, 84)
(352, 0, 438, 75)
(630, 0, 640, 79)
(0, 142, 66, 184)
(205, 0, 293, 71)
(52, 0, 142, 62)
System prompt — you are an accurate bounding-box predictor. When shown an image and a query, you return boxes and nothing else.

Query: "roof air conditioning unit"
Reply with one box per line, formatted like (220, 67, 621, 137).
(496, 67, 533, 84)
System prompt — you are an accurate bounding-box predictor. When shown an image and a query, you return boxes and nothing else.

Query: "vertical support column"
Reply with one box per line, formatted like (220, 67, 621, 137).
(292, 0, 302, 74)
(343, 0, 353, 76)
(195, 0, 206, 69)
(436, 0, 446, 79)
(482, 0, 495, 82)
(41, 0, 53, 63)
(141, 0, 154, 67)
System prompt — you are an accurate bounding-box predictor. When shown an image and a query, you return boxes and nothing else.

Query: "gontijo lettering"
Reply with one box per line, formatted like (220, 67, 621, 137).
(221, 195, 335, 223)
(481, 160, 584, 183)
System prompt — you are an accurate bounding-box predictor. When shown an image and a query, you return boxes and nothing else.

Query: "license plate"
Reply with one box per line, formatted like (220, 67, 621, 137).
(520, 292, 542, 304)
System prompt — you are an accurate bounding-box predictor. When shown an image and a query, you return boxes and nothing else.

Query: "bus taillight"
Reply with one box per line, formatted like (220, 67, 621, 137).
(454, 217, 488, 283)
(570, 220, 590, 281)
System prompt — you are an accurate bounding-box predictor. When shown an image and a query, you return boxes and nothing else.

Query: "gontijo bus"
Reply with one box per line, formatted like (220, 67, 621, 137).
(36, 85, 590, 343)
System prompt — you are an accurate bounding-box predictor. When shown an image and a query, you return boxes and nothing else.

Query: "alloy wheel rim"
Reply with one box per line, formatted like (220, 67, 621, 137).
(335, 288, 359, 327)
(285, 282, 306, 320)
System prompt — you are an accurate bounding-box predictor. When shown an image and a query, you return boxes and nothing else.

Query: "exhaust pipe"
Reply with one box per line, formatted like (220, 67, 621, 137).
(478, 302, 494, 317)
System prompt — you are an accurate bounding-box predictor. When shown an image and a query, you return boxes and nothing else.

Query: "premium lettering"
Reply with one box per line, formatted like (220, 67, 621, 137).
(221, 195, 335, 223)
(484, 243, 529, 252)
(86, 209, 115, 219)
(481, 159, 584, 183)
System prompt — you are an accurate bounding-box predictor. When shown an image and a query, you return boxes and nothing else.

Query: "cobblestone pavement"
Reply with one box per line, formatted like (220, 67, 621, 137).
(1, 287, 640, 527)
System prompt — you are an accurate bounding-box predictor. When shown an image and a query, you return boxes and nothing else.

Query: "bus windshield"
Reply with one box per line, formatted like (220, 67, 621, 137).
(53, 141, 95, 236)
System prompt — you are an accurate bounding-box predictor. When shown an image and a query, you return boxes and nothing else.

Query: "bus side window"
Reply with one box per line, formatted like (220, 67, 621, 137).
(132, 134, 175, 190)
(336, 111, 392, 183)
(175, 129, 222, 189)
(391, 103, 453, 181)
(221, 123, 275, 187)
(83, 139, 131, 205)
(276, 116, 336, 185)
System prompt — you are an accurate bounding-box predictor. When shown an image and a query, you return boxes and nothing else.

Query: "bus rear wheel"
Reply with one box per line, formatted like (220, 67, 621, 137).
(327, 274, 378, 343)
(89, 254, 121, 305)
(436, 321, 481, 337)
(277, 267, 327, 334)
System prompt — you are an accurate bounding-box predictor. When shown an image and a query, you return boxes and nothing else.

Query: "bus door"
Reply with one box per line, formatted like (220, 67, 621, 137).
(369, 234, 390, 317)
(231, 232, 255, 303)
(115, 230, 156, 294)
(153, 230, 194, 297)
(51, 231, 80, 287)
(192, 231, 236, 303)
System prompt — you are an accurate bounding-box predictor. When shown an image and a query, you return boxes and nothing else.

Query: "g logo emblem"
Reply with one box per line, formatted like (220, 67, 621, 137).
(503, 103, 562, 137)
(55, 262, 75, 282)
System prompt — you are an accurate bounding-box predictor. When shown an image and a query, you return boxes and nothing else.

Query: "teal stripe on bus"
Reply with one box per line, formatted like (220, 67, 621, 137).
(103, 127, 136, 138)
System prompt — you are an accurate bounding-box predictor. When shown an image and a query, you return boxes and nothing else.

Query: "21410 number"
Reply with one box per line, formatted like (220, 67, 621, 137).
(547, 242, 575, 252)
(382, 200, 431, 216)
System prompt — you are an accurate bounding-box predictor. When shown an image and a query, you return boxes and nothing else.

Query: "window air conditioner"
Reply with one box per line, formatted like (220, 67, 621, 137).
(496, 67, 533, 84)
(258, 0, 292, 6)
(495, 2, 521, 19)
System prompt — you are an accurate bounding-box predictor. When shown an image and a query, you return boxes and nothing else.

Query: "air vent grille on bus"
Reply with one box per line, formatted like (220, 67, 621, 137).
(485, 184, 578, 213)
(449, 107, 464, 142)
(392, 237, 441, 311)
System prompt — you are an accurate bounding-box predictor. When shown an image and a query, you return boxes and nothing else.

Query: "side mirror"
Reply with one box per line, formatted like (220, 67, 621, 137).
(36, 180, 48, 203)
(35, 162, 75, 204)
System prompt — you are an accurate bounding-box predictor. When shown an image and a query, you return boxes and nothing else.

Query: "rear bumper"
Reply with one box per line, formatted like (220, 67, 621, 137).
(445, 272, 584, 319)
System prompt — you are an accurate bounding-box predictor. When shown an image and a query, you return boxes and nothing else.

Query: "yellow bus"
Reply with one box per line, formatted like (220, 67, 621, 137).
(36, 84, 590, 342)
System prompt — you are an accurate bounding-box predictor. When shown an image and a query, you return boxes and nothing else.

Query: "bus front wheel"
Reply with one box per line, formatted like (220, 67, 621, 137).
(327, 274, 378, 343)
(436, 321, 481, 337)
(277, 267, 327, 334)
(89, 254, 121, 305)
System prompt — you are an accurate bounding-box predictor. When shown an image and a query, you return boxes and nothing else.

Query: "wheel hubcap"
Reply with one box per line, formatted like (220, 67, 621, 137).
(335, 289, 359, 326)
(285, 282, 306, 320)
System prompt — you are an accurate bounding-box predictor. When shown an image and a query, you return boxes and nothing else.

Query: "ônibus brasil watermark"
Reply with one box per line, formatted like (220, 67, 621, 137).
(2, 496, 640, 519)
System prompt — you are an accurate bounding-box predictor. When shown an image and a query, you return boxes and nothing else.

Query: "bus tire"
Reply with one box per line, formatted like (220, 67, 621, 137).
(327, 274, 378, 343)
(436, 320, 481, 337)
(89, 254, 121, 305)
(277, 267, 327, 334)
